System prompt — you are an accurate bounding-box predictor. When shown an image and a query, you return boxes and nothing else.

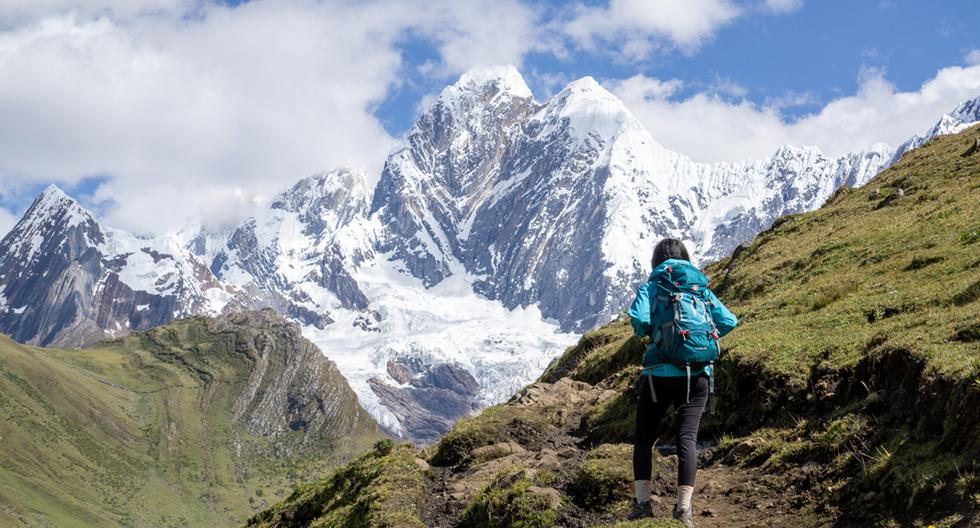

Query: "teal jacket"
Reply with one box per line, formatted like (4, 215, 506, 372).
(628, 259, 738, 377)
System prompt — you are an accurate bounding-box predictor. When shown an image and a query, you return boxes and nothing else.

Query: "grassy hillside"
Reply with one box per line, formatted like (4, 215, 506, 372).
(0, 310, 379, 528)
(247, 126, 980, 527)
(541, 124, 980, 524)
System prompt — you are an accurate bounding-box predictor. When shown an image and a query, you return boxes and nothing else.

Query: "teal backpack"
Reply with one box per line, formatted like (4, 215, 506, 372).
(652, 263, 720, 366)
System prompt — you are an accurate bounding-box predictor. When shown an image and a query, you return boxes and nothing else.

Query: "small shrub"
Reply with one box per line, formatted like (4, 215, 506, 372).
(568, 444, 633, 511)
(961, 225, 980, 245)
(430, 428, 495, 467)
(460, 476, 559, 528)
(953, 280, 980, 306)
(952, 323, 980, 343)
(373, 438, 395, 456)
(810, 280, 857, 311)
(903, 256, 944, 271)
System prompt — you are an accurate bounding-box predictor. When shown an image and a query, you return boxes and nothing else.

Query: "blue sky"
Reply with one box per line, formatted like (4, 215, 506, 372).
(377, 0, 979, 134)
(0, 0, 978, 236)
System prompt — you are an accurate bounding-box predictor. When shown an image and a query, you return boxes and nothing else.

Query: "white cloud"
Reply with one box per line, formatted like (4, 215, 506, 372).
(763, 90, 818, 110)
(564, 0, 742, 59)
(413, 0, 541, 75)
(0, 207, 17, 239)
(0, 0, 191, 27)
(609, 64, 980, 162)
(705, 75, 748, 98)
(966, 49, 980, 66)
(0, 0, 540, 235)
(763, 0, 804, 14)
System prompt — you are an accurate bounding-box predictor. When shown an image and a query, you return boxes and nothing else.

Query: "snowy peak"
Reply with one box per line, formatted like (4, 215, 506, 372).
(16, 184, 98, 234)
(370, 66, 542, 286)
(539, 76, 635, 139)
(0, 184, 103, 266)
(273, 168, 370, 211)
(948, 95, 980, 124)
(0, 184, 231, 347)
(422, 65, 536, 132)
(271, 168, 370, 231)
(440, 65, 533, 103)
(892, 95, 980, 162)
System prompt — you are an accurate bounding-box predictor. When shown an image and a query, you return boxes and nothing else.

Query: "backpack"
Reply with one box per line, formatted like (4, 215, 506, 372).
(651, 264, 721, 368)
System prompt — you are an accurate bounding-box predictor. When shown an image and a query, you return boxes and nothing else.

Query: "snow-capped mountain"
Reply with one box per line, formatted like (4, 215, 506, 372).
(0, 185, 233, 347)
(207, 168, 375, 328)
(372, 68, 898, 332)
(1, 66, 976, 441)
(891, 97, 980, 163)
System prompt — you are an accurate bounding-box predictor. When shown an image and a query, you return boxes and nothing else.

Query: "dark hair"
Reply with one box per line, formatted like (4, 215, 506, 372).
(652, 238, 691, 267)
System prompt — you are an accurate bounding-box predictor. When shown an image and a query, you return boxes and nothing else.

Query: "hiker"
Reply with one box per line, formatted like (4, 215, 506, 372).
(626, 238, 738, 527)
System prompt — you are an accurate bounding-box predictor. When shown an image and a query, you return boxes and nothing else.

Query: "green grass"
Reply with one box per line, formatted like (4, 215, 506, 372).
(428, 399, 560, 469)
(534, 127, 980, 522)
(459, 475, 560, 528)
(0, 315, 378, 528)
(707, 131, 980, 381)
(568, 444, 634, 511)
(246, 440, 426, 528)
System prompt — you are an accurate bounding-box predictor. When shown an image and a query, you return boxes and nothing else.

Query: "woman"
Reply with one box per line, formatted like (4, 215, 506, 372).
(626, 238, 738, 527)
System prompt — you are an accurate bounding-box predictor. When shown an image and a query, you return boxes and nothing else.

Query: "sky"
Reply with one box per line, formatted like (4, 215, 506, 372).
(0, 0, 978, 238)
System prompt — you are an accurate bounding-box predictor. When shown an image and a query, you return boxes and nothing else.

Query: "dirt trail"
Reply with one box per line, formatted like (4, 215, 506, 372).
(422, 450, 831, 528)
(653, 453, 832, 528)
(418, 378, 833, 528)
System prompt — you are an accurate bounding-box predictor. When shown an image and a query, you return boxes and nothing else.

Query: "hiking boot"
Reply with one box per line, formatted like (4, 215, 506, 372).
(627, 499, 654, 520)
(672, 504, 695, 527)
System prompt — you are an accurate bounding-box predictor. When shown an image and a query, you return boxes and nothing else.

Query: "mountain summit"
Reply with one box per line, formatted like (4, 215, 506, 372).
(0, 185, 230, 347)
(1, 67, 977, 441)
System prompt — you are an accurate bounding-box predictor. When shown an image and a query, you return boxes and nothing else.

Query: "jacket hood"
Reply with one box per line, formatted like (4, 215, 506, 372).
(650, 259, 709, 289)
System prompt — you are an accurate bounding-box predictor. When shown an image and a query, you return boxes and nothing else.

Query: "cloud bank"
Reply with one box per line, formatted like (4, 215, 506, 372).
(0, 0, 977, 240)
(0, 0, 539, 235)
(564, 0, 743, 60)
(609, 64, 980, 162)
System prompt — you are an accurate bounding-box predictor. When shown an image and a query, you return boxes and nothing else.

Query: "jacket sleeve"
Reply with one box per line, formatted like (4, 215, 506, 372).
(628, 282, 653, 337)
(707, 290, 738, 337)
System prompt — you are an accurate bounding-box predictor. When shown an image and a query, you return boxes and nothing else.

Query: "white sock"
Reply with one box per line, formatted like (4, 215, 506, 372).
(634, 480, 651, 503)
(677, 485, 694, 510)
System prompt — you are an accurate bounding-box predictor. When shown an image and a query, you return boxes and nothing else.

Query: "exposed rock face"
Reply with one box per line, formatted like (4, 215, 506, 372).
(368, 359, 482, 444)
(195, 309, 376, 451)
(371, 66, 539, 286)
(0, 185, 230, 347)
(128, 309, 376, 454)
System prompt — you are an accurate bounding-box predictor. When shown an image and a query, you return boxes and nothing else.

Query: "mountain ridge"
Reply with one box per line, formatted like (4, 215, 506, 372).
(0, 308, 380, 527)
(2, 66, 978, 441)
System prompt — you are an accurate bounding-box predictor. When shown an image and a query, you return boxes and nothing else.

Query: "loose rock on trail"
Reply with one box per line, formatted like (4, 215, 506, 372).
(419, 377, 832, 528)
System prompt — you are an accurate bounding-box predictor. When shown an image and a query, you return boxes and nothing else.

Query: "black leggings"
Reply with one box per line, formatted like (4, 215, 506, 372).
(633, 374, 709, 487)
